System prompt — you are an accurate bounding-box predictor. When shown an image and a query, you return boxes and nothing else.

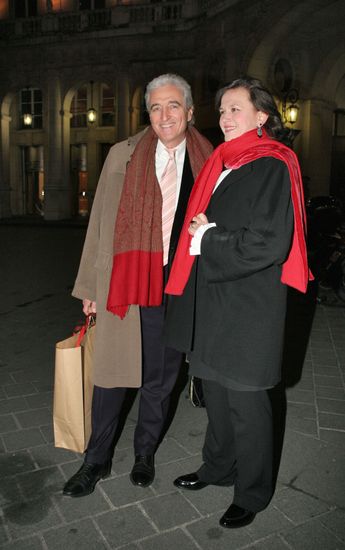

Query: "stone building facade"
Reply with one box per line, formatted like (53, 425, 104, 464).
(0, 0, 344, 219)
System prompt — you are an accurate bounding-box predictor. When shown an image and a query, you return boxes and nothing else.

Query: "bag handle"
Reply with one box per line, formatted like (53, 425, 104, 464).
(75, 315, 95, 347)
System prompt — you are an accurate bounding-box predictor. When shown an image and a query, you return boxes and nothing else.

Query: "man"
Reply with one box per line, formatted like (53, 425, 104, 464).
(63, 74, 212, 497)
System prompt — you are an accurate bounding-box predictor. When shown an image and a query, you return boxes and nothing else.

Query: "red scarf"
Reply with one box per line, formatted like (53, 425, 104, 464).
(165, 128, 313, 295)
(106, 126, 213, 319)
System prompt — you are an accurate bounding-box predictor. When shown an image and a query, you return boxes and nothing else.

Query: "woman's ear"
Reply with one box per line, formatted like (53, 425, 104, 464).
(258, 111, 269, 126)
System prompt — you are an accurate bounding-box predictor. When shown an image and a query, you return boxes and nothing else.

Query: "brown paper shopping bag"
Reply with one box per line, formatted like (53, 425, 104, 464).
(53, 317, 95, 453)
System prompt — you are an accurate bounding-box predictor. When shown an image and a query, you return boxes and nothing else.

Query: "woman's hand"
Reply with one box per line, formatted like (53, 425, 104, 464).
(82, 299, 97, 316)
(188, 213, 209, 236)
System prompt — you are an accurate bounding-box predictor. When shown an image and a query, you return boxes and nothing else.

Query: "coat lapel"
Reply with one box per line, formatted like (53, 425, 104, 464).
(211, 162, 253, 204)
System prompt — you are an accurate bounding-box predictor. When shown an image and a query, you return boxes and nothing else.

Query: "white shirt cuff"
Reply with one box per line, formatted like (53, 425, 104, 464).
(189, 223, 217, 255)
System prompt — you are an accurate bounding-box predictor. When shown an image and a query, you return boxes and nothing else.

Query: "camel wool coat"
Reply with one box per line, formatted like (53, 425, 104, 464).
(72, 132, 146, 388)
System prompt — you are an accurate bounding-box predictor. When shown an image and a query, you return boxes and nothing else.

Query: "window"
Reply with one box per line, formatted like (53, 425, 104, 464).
(15, 0, 37, 18)
(70, 86, 87, 128)
(21, 88, 42, 129)
(100, 84, 115, 127)
(79, 0, 105, 9)
(334, 110, 345, 136)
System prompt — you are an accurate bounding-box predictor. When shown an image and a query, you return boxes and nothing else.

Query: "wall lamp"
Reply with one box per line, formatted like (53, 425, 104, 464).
(281, 88, 299, 125)
(23, 113, 33, 126)
(87, 80, 97, 124)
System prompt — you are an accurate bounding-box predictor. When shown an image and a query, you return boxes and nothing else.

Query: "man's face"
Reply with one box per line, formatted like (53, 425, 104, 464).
(148, 84, 193, 148)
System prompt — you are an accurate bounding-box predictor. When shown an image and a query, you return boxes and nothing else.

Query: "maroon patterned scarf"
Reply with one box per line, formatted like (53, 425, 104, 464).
(107, 126, 213, 319)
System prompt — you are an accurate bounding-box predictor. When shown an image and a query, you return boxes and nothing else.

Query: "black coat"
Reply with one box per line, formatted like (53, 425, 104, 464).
(165, 157, 294, 387)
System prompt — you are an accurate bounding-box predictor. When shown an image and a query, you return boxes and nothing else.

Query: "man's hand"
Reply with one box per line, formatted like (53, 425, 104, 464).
(188, 213, 209, 236)
(82, 299, 97, 316)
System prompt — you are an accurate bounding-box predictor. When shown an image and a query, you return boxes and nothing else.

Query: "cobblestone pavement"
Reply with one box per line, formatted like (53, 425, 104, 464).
(0, 224, 344, 550)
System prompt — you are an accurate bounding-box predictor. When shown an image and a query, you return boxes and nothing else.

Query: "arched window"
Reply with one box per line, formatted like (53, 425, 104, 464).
(78, 0, 105, 9)
(70, 86, 87, 128)
(15, 0, 37, 18)
(100, 84, 115, 127)
(20, 88, 42, 129)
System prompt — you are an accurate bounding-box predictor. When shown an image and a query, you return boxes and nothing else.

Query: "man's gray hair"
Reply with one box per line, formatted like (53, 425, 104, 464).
(145, 73, 194, 111)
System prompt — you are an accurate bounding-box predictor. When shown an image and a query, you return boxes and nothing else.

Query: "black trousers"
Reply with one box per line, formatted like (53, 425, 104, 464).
(85, 304, 184, 464)
(197, 379, 273, 513)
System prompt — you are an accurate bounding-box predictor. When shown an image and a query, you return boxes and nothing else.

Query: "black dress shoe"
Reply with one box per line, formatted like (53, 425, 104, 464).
(63, 460, 112, 498)
(219, 503, 256, 529)
(130, 455, 155, 487)
(174, 472, 208, 491)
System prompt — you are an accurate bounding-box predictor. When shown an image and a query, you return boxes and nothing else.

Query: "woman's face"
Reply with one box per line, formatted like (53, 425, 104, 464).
(219, 87, 267, 141)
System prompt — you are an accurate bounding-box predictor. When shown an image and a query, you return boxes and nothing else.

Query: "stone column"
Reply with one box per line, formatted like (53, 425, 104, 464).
(44, 73, 71, 220)
(0, 113, 12, 218)
(299, 98, 335, 197)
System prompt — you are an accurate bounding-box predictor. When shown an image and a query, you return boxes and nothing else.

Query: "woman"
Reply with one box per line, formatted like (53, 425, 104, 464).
(164, 77, 312, 528)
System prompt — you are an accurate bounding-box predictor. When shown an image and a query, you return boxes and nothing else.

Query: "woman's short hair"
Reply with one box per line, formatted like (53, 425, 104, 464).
(215, 76, 287, 142)
(145, 73, 194, 113)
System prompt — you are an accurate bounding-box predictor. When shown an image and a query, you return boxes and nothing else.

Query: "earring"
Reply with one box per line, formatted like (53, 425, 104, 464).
(257, 123, 263, 138)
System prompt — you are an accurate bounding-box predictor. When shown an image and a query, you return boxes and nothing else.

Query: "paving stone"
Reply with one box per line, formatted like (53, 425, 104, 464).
(0, 475, 24, 507)
(101, 473, 155, 507)
(150, 455, 202, 496)
(0, 414, 18, 433)
(314, 374, 343, 388)
(285, 416, 318, 437)
(0, 397, 28, 414)
(139, 528, 199, 550)
(318, 412, 345, 430)
(186, 513, 252, 550)
(15, 408, 51, 429)
(42, 519, 109, 549)
(3, 383, 37, 398)
(313, 365, 342, 375)
(245, 534, 291, 549)
(3, 496, 63, 540)
(0, 520, 9, 545)
(3, 428, 46, 451)
(140, 492, 200, 530)
(112, 447, 134, 475)
(29, 444, 79, 467)
(286, 402, 316, 419)
(288, 441, 345, 509)
(0, 451, 36, 478)
(319, 428, 345, 447)
(95, 505, 156, 547)
(315, 386, 345, 399)
(310, 350, 338, 365)
(175, 483, 233, 517)
(246, 506, 294, 539)
(0, 372, 15, 384)
(17, 465, 65, 499)
(40, 424, 55, 444)
(32, 380, 54, 392)
(285, 388, 314, 404)
(282, 517, 345, 549)
(1, 536, 44, 549)
(25, 391, 53, 409)
(53, 488, 111, 522)
(320, 508, 345, 542)
(316, 397, 345, 414)
(155, 436, 190, 464)
(273, 486, 331, 523)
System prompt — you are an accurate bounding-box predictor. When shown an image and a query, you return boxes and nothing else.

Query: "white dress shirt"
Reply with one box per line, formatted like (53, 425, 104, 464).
(155, 138, 186, 208)
(190, 168, 232, 255)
